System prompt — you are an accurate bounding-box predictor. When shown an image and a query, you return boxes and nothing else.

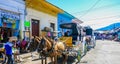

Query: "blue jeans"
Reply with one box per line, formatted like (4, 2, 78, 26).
(6, 55, 13, 64)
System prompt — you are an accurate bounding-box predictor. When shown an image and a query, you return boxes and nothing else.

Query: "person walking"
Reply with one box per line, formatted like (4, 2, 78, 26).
(4, 37, 14, 64)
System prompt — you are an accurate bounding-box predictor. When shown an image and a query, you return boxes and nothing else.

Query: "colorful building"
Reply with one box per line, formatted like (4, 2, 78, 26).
(25, 0, 82, 39)
(25, 0, 63, 38)
(0, 0, 82, 42)
(0, 0, 25, 42)
(57, 13, 75, 32)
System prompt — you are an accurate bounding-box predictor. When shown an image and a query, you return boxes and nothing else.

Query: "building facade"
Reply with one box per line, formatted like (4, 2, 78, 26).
(57, 13, 75, 32)
(0, 0, 25, 42)
(25, 0, 63, 38)
(26, 8, 58, 37)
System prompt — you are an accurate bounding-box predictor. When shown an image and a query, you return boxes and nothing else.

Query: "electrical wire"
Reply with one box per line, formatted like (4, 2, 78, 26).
(80, 0, 101, 18)
(84, 15, 120, 21)
(72, 3, 120, 15)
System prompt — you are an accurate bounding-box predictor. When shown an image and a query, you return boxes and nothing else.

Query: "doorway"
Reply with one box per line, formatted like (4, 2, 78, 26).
(31, 19, 40, 36)
(0, 27, 12, 43)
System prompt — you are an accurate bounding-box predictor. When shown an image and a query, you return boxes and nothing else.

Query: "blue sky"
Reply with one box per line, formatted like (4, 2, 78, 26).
(47, 0, 120, 15)
(47, 0, 120, 29)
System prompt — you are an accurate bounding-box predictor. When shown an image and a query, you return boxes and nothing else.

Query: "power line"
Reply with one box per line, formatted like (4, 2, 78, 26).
(72, 3, 120, 15)
(80, 0, 101, 18)
(84, 15, 120, 21)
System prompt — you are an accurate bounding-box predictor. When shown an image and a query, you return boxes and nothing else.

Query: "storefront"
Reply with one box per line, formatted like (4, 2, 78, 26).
(0, 9, 20, 43)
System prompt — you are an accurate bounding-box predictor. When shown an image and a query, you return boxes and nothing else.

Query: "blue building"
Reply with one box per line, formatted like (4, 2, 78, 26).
(0, 0, 25, 42)
(57, 12, 75, 32)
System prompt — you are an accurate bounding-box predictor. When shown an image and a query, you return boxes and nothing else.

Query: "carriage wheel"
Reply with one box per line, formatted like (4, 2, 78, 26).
(0, 53, 8, 64)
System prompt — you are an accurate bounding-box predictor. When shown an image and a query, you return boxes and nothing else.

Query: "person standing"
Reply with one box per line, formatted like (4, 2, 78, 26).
(4, 37, 13, 64)
(21, 38, 28, 53)
(47, 31, 52, 38)
(64, 31, 69, 36)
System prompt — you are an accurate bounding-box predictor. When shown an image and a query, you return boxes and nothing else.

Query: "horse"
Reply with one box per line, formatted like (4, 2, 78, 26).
(82, 35, 96, 52)
(85, 36, 91, 45)
(26, 36, 41, 52)
(36, 36, 68, 64)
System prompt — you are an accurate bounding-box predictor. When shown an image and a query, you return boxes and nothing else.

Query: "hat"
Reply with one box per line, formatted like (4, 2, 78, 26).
(9, 36, 18, 42)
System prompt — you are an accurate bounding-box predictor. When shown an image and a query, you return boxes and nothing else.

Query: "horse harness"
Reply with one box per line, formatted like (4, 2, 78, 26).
(36, 36, 68, 58)
(37, 37, 55, 56)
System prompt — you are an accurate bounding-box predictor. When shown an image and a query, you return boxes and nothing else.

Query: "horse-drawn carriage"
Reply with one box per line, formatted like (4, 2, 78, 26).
(58, 23, 86, 62)
(82, 26, 96, 50)
(58, 23, 96, 62)
(30, 25, 82, 64)
(28, 23, 95, 64)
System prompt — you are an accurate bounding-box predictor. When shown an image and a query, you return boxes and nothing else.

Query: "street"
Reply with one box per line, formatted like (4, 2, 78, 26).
(0, 0, 120, 64)
(81, 40, 120, 64)
(17, 40, 120, 64)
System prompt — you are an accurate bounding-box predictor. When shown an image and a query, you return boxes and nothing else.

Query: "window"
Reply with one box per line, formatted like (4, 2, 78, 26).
(50, 23, 55, 31)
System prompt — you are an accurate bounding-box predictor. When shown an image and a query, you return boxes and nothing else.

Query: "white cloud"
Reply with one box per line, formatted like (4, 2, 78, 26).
(73, 5, 120, 30)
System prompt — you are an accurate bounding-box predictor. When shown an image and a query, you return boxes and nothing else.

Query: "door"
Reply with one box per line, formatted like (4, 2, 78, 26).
(31, 19, 39, 36)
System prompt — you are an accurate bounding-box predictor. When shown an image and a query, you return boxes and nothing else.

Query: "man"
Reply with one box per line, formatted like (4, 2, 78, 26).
(4, 37, 13, 64)
(64, 31, 69, 36)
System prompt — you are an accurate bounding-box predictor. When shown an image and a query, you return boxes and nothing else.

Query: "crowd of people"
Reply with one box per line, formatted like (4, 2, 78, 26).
(95, 32, 120, 42)
(0, 30, 58, 64)
(0, 36, 28, 64)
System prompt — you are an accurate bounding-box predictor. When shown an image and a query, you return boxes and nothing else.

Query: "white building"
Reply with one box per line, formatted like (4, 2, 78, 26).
(26, 8, 58, 36)
(25, 0, 63, 38)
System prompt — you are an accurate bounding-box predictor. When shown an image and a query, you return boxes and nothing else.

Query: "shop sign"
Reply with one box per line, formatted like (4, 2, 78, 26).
(0, 10, 20, 24)
(2, 17, 16, 24)
(24, 21, 30, 27)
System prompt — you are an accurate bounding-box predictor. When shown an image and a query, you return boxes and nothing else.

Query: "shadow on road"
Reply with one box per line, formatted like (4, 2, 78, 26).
(48, 56, 77, 64)
(31, 56, 78, 64)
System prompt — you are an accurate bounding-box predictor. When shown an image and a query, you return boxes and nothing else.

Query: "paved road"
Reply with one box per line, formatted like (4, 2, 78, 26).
(17, 40, 120, 64)
(81, 40, 120, 64)
(18, 52, 78, 64)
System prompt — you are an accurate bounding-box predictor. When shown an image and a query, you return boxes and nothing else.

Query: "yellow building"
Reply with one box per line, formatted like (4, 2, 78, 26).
(24, 0, 64, 38)
(26, 0, 64, 16)
(24, 0, 82, 39)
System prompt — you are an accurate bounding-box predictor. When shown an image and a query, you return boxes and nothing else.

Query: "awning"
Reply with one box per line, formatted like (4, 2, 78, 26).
(96, 23, 120, 31)
(60, 23, 77, 29)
